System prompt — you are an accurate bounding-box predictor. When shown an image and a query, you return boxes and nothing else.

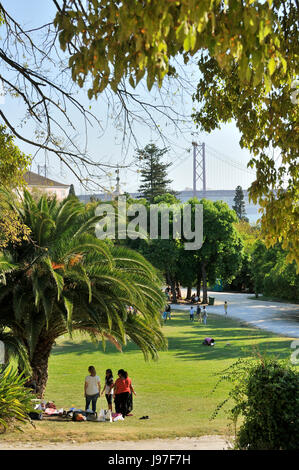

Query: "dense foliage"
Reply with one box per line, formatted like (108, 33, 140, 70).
(212, 356, 299, 450)
(118, 194, 243, 303)
(251, 240, 299, 301)
(0, 126, 31, 248)
(0, 365, 33, 433)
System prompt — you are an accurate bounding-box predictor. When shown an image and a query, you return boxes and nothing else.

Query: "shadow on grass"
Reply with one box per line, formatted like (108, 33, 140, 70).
(51, 313, 293, 364)
(52, 339, 123, 356)
(166, 314, 293, 361)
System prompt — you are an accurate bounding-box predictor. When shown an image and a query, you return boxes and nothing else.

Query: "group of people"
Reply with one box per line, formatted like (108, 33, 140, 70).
(84, 366, 136, 418)
(190, 301, 228, 322)
(164, 286, 182, 301)
(190, 293, 200, 303)
(163, 300, 228, 324)
(189, 305, 208, 324)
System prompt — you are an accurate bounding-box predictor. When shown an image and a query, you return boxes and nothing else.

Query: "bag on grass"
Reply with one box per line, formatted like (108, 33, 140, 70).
(29, 411, 43, 420)
(86, 411, 98, 421)
(97, 409, 106, 422)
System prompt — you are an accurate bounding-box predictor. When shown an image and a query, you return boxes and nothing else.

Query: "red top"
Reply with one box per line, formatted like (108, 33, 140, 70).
(114, 377, 132, 394)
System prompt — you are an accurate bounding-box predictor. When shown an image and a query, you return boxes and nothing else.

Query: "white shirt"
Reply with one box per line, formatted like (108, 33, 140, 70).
(105, 377, 114, 395)
(85, 375, 100, 395)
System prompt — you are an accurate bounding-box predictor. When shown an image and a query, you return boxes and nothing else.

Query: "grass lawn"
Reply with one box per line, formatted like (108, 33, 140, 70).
(0, 311, 296, 443)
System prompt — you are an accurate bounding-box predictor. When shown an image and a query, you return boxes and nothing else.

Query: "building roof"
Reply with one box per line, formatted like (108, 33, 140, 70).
(24, 171, 70, 188)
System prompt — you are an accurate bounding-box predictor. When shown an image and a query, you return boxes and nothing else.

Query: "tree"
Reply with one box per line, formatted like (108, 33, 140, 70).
(0, 125, 31, 248)
(123, 193, 182, 302)
(53, 0, 299, 264)
(185, 198, 243, 304)
(251, 240, 299, 301)
(0, 191, 166, 396)
(133, 196, 243, 304)
(137, 144, 174, 203)
(141, 238, 181, 304)
(68, 184, 76, 197)
(228, 221, 261, 292)
(232, 186, 249, 222)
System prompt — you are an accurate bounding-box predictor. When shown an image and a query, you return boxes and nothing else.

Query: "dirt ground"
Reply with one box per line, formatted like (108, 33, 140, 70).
(0, 436, 229, 450)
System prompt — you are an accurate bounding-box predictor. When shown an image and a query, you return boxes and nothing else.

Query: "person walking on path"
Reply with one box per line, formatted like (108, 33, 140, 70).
(114, 369, 136, 417)
(224, 301, 228, 318)
(190, 306, 195, 321)
(101, 369, 114, 412)
(84, 366, 101, 413)
(202, 307, 208, 325)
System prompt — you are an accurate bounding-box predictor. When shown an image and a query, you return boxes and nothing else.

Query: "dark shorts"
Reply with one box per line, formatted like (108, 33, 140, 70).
(105, 393, 112, 405)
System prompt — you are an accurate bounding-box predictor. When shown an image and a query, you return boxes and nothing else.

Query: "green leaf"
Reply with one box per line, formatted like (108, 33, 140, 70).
(268, 57, 276, 76)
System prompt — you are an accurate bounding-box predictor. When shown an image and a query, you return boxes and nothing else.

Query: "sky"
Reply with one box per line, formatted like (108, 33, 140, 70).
(0, 0, 256, 196)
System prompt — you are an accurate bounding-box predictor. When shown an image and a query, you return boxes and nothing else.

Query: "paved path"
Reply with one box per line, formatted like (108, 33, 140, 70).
(0, 436, 228, 451)
(172, 291, 299, 338)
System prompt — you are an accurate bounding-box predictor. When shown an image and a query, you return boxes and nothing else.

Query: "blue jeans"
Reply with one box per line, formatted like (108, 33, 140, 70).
(85, 393, 99, 412)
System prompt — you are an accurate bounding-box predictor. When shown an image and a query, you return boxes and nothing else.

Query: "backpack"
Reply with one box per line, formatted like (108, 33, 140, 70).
(29, 411, 43, 420)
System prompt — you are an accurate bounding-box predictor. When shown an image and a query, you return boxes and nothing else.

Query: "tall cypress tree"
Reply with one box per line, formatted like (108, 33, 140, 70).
(232, 185, 249, 222)
(68, 184, 76, 197)
(137, 144, 174, 203)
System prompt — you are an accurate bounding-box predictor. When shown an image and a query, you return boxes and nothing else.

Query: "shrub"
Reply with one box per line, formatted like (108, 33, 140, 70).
(211, 355, 299, 450)
(0, 365, 34, 433)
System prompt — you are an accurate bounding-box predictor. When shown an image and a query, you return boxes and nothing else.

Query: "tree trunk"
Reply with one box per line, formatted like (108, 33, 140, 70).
(170, 277, 177, 303)
(176, 281, 182, 299)
(196, 272, 201, 300)
(201, 263, 208, 304)
(186, 286, 192, 300)
(30, 337, 54, 398)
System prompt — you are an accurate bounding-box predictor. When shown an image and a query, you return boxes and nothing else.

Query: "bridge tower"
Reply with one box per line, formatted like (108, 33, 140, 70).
(192, 141, 206, 198)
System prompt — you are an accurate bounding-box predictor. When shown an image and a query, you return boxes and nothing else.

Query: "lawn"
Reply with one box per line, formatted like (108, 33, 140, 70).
(0, 311, 296, 443)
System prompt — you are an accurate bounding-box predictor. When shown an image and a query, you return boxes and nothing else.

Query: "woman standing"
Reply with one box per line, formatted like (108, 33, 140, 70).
(101, 369, 114, 412)
(114, 369, 136, 417)
(84, 365, 101, 413)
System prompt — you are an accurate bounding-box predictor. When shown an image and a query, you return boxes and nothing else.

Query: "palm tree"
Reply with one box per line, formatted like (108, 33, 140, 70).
(0, 191, 166, 396)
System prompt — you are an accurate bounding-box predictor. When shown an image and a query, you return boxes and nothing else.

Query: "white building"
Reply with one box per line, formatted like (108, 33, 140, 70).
(24, 171, 70, 201)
